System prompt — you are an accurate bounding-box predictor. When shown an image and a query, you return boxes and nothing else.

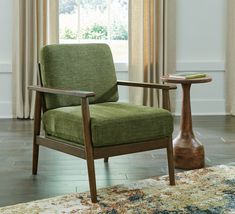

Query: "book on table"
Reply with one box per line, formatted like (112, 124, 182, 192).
(169, 72, 207, 79)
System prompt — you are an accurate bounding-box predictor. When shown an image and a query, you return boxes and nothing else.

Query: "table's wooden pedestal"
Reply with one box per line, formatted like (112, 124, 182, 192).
(161, 75, 212, 170)
(173, 133, 204, 170)
(174, 83, 205, 169)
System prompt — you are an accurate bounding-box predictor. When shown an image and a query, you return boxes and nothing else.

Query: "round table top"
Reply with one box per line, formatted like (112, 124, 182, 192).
(161, 75, 212, 84)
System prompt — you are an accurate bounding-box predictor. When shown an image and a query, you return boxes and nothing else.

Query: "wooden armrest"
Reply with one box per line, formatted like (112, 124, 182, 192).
(28, 86, 95, 98)
(117, 80, 177, 90)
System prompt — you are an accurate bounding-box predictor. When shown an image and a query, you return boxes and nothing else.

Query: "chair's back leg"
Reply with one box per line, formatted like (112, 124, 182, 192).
(167, 137, 175, 185)
(32, 92, 42, 175)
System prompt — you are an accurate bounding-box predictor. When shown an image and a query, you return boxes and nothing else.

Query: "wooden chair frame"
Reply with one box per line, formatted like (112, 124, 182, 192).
(29, 79, 177, 203)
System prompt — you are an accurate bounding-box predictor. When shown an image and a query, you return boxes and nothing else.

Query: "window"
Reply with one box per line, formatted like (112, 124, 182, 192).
(59, 0, 128, 65)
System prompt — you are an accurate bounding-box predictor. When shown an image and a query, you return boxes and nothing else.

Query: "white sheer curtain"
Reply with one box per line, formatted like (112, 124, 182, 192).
(12, 0, 59, 119)
(128, 0, 176, 108)
(226, 0, 235, 115)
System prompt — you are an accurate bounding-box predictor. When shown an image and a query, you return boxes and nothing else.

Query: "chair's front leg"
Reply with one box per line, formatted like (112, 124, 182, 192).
(81, 97, 97, 203)
(32, 91, 42, 175)
(167, 137, 175, 185)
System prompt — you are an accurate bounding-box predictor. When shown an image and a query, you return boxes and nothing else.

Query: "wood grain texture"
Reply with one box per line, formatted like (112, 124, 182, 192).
(81, 97, 97, 203)
(28, 86, 95, 98)
(162, 76, 212, 169)
(93, 139, 169, 159)
(117, 80, 177, 90)
(167, 138, 175, 185)
(162, 89, 171, 111)
(32, 92, 42, 175)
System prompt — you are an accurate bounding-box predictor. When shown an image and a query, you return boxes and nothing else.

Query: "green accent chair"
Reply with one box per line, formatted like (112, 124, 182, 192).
(29, 44, 176, 203)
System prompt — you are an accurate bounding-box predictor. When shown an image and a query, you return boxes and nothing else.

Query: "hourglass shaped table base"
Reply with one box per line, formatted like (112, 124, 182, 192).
(161, 76, 212, 170)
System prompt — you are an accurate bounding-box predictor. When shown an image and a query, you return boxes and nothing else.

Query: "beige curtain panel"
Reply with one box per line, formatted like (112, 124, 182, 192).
(12, 0, 59, 119)
(129, 0, 176, 108)
(226, 0, 235, 115)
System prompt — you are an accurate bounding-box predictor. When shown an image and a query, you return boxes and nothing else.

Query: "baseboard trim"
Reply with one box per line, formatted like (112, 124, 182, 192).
(0, 63, 12, 73)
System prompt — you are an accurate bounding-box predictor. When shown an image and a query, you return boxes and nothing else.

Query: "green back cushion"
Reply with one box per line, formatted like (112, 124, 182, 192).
(40, 44, 119, 109)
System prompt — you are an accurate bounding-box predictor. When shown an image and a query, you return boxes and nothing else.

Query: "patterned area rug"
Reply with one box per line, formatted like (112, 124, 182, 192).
(1, 165, 235, 214)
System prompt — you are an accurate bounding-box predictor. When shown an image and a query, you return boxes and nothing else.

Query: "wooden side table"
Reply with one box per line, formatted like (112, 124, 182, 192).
(161, 76, 212, 170)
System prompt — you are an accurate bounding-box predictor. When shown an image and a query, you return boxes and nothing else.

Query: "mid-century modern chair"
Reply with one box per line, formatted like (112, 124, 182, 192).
(29, 44, 176, 203)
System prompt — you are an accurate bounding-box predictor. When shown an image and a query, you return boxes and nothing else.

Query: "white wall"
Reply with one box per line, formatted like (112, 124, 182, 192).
(175, 0, 227, 115)
(115, 68, 129, 103)
(0, 0, 227, 118)
(0, 0, 12, 118)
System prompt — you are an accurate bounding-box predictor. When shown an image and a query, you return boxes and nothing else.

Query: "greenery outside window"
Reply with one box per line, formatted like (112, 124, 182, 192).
(59, 0, 128, 67)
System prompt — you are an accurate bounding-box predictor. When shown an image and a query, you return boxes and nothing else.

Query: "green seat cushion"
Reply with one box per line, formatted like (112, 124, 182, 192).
(43, 102, 173, 147)
(40, 44, 119, 110)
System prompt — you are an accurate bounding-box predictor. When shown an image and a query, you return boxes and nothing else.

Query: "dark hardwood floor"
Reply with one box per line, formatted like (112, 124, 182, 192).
(0, 116, 235, 206)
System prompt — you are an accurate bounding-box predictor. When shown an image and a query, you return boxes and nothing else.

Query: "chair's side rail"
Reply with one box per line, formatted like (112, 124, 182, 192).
(29, 85, 95, 151)
(117, 80, 177, 90)
(117, 80, 176, 111)
(28, 86, 95, 98)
